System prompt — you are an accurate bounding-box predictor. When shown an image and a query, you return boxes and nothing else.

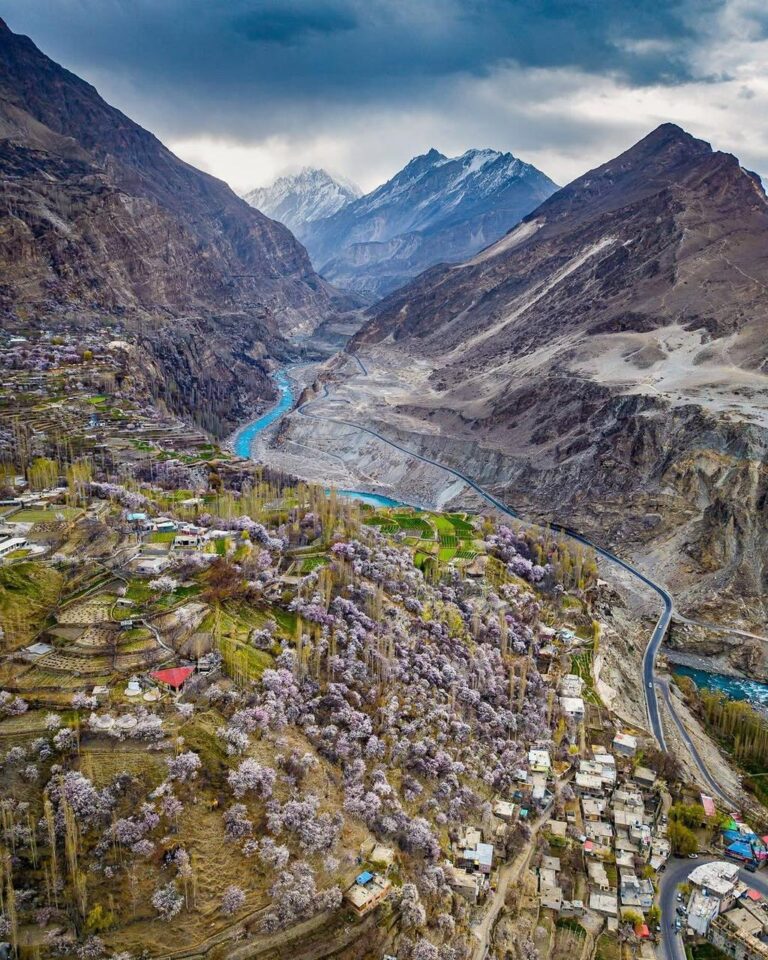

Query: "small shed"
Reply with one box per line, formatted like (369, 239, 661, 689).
(150, 666, 195, 691)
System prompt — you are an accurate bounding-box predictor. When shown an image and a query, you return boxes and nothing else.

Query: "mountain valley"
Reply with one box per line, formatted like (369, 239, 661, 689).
(0, 19, 355, 435)
(255, 148, 557, 299)
(2, 11, 768, 960)
(263, 125, 768, 628)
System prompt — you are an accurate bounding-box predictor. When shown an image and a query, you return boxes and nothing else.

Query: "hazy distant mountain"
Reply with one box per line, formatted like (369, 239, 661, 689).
(244, 168, 362, 239)
(302, 147, 558, 299)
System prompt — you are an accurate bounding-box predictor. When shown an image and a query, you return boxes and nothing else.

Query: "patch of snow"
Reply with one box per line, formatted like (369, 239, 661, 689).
(465, 217, 544, 266)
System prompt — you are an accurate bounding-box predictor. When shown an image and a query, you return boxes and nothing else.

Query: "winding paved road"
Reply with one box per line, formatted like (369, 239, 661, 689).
(655, 679, 735, 806)
(658, 856, 768, 960)
(296, 355, 674, 750)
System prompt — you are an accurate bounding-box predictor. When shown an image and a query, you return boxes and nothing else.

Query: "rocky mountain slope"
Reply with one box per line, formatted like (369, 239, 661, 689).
(244, 167, 361, 240)
(0, 19, 348, 433)
(338, 124, 768, 618)
(302, 147, 557, 299)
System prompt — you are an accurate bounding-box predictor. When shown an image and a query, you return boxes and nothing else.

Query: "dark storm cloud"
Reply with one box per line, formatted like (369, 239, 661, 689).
(3, 0, 726, 140)
(233, 5, 358, 46)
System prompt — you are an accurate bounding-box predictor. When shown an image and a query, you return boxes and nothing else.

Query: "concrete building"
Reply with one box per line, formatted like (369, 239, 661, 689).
(589, 892, 618, 917)
(0, 536, 27, 558)
(575, 772, 604, 796)
(619, 871, 654, 910)
(686, 861, 742, 936)
(344, 872, 391, 917)
(689, 861, 741, 902)
(587, 861, 610, 890)
(612, 732, 638, 757)
(633, 767, 658, 790)
(493, 800, 516, 822)
(709, 907, 768, 960)
(134, 554, 170, 575)
(560, 696, 585, 718)
(445, 864, 485, 904)
(528, 749, 551, 774)
(582, 797, 608, 821)
(559, 674, 585, 698)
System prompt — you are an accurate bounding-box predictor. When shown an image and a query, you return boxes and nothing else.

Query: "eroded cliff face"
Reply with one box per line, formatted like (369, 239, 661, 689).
(337, 125, 768, 624)
(0, 18, 350, 433)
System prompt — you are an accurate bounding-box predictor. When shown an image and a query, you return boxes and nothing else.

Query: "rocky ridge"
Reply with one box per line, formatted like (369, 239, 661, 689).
(244, 167, 362, 240)
(301, 147, 558, 299)
(0, 18, 350, 433)
(281, 125, 768, 622)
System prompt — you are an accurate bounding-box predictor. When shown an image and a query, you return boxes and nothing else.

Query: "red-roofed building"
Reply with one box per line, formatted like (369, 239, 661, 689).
(635, 923, 650, 939)
(700, 793, 716, 818)
(747, 889, 763, 902)
(150, 666, 195, 690)
(583, 840, 594, 853)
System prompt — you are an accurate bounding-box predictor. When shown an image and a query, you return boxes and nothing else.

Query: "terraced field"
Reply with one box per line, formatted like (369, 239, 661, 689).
(363, 508, 480, 568)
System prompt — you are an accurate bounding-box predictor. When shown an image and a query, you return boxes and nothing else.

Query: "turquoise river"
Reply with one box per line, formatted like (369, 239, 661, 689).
(234, 369, 768, 709)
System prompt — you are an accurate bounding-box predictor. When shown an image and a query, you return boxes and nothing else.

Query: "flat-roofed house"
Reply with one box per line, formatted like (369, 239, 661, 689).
(344, 872, 391, 917)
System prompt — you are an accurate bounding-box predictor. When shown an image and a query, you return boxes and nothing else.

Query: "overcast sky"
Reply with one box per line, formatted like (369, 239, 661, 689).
(5, 1, 768, 193)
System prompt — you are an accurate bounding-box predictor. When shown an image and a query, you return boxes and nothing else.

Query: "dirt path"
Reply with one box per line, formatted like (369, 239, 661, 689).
(471, 814, 550, 960)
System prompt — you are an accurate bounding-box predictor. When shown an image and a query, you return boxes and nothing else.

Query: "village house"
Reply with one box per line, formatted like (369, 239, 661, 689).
(587, 861, 611, 891)
(445, 864, 485, 904)
(628, 821, 652, 851)
(548, 820, 568, 840)
(369, 844, 395, 870)
(174, 529, 204, 549)
(0, 536, 28, 559)
(612, 732, 638, 757)
(456, 827, 494, 875)
(650, 836, 671, 871)
(575, 771, 604, 796)
(592, 752, 617, 784)
(560, 696, 585, 719)
(581, 796, 608, 822)
(344, 871, 392, 918)
(632, 767, 658, 791)
(134, 554, 170, 575)
(538, 855, 563, 911)
(619, 870, 654, 910)
(528, 748, 552, 774)
(559, 673, 585, 698)
(493, 800, 516, 823)
(589, 892, 618, 917)
(579, 758, 616, 789)
(584, 820, 614, 851)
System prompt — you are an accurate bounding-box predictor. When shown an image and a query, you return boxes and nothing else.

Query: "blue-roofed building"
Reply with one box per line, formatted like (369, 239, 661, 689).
(345, 871, 391, 917)
(726, 840, 757, 865)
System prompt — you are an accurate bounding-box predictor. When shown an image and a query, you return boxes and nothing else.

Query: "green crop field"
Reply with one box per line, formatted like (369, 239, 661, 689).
(148, 531, 176, 544)
(455, 549, 477, 560)
(15, 506, 81, 523)
(570, 650, 601, 705)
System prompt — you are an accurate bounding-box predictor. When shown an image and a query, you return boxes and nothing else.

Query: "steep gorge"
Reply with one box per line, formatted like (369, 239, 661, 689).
(0, 18, 349, 434)
(270, 125, 768, 623)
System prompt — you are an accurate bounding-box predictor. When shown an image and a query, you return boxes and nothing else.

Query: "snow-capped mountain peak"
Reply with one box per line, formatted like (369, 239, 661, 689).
(243, 167, 362, 239)
(301, 146, 559, 300)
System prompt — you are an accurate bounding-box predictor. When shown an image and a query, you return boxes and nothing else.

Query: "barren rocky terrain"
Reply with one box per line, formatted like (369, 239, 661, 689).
(297, 125, 768, 627)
